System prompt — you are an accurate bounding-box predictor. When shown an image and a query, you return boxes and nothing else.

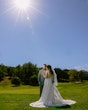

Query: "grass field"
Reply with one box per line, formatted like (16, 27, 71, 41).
(0, 82, 88, 110)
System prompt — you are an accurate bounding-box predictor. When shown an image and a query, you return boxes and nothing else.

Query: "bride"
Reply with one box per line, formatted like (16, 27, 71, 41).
(30, 65, 76, 108)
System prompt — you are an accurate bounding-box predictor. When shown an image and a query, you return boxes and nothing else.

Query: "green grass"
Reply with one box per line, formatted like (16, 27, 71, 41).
(0, 82, 88, 110)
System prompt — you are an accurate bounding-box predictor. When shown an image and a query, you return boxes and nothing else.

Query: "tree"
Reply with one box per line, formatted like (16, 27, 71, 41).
(11, 77, 21, 86)
(0, 70, 4, 81)
(13, 65, 21, 77)
(79, 70, 88, 81)
(30, 75, 38, 86)
(54, 68, 69, 82)
(20, 62, 38, 85)
(68, 69, 78, 82)
(0, 64, 8, 76)
(79, 70, 85, 82)
(7, 66, 15, 77)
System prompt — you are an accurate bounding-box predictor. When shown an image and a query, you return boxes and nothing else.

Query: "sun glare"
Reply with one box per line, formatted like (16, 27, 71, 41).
(2, 0, 46, 26)
(14, 0, 30, 11)
(1, 0, 47, 37)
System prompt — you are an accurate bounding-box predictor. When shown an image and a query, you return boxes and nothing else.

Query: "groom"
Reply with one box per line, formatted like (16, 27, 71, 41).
(38, 64, 47, 96)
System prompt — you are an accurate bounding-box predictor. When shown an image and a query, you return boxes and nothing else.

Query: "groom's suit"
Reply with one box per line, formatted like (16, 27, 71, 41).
(38, 69, 45, 96)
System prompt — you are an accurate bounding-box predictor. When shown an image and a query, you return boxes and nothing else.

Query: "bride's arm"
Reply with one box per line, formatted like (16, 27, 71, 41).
(43, 71, 54, 78)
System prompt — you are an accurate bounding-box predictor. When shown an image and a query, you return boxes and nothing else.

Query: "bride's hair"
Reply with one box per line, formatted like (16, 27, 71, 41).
(47, 65, 54, 75)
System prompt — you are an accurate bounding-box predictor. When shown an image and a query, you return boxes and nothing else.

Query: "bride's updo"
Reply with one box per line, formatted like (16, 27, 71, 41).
(47, 65, 54, 75)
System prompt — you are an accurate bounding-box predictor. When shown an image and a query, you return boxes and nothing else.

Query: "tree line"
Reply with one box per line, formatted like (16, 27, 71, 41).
(0, 62, 88, 86)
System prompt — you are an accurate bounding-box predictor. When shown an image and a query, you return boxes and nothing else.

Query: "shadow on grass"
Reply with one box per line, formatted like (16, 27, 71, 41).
(45, 105, 71, 109)
(55, 105, 71, 109)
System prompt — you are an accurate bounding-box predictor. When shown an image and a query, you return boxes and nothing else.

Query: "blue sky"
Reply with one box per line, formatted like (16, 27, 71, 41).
(0, 0, 88, 70)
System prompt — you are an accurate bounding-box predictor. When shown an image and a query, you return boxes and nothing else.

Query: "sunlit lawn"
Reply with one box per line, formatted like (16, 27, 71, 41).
(0, 82, 88, 110)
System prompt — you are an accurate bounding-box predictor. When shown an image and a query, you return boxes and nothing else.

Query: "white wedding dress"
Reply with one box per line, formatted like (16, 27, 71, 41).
(30, 76, 76, 108)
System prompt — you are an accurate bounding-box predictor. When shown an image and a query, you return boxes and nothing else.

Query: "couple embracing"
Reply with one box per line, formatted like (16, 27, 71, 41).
(30, 64, 76, 108)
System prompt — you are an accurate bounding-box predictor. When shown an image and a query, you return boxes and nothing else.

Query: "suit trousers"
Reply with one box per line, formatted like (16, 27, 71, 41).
(40, 85, 44, 97)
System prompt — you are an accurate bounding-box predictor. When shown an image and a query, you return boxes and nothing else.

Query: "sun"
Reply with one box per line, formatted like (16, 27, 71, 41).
(14, 0, 30, 11)
(1, 0, 47, 37)
(2, 0, 46, 25)
(12, 0, 33, 22)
